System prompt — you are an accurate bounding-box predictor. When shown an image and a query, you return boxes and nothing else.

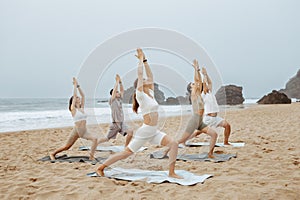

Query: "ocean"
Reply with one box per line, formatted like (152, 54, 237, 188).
(0, 98, 270, 133)
(0, 98, 192, 133)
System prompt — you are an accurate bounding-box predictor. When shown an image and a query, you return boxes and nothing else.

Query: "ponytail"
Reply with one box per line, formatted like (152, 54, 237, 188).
(132, 93, 139, 113)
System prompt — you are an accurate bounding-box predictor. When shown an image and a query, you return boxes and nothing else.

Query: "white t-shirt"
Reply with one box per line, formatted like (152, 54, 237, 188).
(202, 92, 219, 115)
(136, 89, 159, 115)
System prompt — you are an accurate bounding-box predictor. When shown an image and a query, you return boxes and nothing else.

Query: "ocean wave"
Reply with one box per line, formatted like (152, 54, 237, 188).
(0, 99, 256, 133)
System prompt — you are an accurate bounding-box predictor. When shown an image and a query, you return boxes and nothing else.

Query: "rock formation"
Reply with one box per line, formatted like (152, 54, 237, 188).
(280, 69, 300, 99)
(215, 85, 245, 105)
(257, 90, 291, 104)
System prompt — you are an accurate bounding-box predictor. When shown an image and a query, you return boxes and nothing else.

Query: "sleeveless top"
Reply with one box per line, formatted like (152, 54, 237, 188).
(191, 95, 204, 114)
(201, 92, 219, 115)
(136, 89, 159, 115)
(73, 109, 87, 122)
(109, 97, 124, 122)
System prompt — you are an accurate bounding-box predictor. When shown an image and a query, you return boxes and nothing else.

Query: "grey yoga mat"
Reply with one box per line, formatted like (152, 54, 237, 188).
(38, 154, 105, 165)
(150, 151, 237, 163)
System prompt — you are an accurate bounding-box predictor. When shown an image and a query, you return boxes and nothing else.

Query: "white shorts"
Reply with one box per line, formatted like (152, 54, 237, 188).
(203, 115, 224, 128)
(127, 124, 166, 152)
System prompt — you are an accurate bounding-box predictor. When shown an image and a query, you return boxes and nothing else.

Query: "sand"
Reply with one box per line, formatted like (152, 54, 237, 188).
(0, 104, 299, 200)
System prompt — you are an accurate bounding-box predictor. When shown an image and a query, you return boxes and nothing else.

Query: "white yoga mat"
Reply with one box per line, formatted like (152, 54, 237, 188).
(87, 167, 213, 186)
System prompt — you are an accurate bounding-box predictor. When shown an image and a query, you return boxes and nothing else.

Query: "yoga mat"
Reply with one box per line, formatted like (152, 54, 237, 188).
(185, 142, 245, 147)
(150, 151, 237, 163)
(87, 167, 213, 186)
(39, 154, 105, 165)
(79, 146, 148, 152)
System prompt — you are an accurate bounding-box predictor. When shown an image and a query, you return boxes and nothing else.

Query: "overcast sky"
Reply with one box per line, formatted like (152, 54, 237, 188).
(0, 0, 299, 99)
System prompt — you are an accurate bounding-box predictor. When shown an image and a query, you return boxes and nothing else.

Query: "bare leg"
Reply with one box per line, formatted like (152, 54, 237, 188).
(83, 131, 104, 160)
(189, 130, 203, 140)
(89, 138, 98, 160)
(178, 132, 194, 145)
(96, 148, 133, 176)
(50, 144, 73, 160)
(163, 130, 196, 156)
(50, 129, 79, 160)
(218, 120, 231, 145)
(200, 127, 217, 158)
(97, 137, 109, 145)
(161, 135, 183, 179)
(125, 130, 133, 147)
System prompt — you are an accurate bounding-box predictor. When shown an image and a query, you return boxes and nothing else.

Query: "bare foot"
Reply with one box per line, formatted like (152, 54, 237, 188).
(89, 156, 95, 161)
(208, 154, 215, 159)
(169, 173, 183, 179)
(224, 142, 231, 146)
(96, 164, 106, 176)
(50, 153, 56, 160)
(96, 167, 104, 177)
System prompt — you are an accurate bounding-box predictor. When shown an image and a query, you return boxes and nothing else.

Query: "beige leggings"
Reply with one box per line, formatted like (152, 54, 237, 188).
(66, 127, 99, 146)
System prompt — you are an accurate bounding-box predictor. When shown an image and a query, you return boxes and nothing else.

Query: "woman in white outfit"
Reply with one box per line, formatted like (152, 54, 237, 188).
(50, 78, 101, 160)
(96, 48, 182, 179)
(199, 67, 231, 145)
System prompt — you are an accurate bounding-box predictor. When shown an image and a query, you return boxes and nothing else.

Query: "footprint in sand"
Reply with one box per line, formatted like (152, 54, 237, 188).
(292, 160, 299, 166)
(29, 178, 37, 182)
(262, 148, 274, 153)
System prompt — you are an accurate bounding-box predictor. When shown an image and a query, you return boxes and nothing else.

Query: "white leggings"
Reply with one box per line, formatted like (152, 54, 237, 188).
(127, 124, 166, 152)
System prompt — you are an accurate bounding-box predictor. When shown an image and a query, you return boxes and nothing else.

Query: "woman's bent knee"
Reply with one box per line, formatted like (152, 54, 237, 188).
(161, 135, 176, 147)
(208, 128, 217, 138)
(170, 140, 178, 147)
(122, 148, 133, 158)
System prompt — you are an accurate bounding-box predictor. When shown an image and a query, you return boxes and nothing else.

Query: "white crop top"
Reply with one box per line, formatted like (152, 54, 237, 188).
(73, 109, 88, 122)
(202, 92, 219, 115)
(136, 89, 159, 115)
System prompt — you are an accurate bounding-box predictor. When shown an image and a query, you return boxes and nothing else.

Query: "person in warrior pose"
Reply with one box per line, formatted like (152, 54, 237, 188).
(96, 48, 182, 178)
(176, 60, 218, 158)
(96, 74, 133, 147)
(50, 78, 101, 160)
(195, 67, 232, 145)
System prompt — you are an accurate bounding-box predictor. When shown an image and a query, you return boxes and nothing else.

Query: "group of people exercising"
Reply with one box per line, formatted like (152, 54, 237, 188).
(50, 48, 232, 179)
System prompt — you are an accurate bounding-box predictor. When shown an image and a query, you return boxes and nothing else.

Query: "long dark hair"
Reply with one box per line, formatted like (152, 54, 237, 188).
(132, 78, 139, 113)
(69, 96, 73, 112)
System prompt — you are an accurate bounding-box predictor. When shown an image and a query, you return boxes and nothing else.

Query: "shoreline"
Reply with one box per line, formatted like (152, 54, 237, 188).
(0, 103, 262, 134)
(1, 103, 299, 199)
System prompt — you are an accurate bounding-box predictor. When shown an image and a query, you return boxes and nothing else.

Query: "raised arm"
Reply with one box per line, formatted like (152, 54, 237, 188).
(76, 80, 85, 108)
(136, 48, 145, 92)
(192, 59, 203, 93)
(111, 74, 120, 101)
(70, 77, 78, 112)
(119, 75, 124, 98)
(140, 49, 154, 90)
(202, 67, 212, 91)
(193, 59, 202, 83)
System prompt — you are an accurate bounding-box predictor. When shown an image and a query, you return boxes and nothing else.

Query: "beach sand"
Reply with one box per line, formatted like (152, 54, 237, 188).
(0, 104, 299, 199)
